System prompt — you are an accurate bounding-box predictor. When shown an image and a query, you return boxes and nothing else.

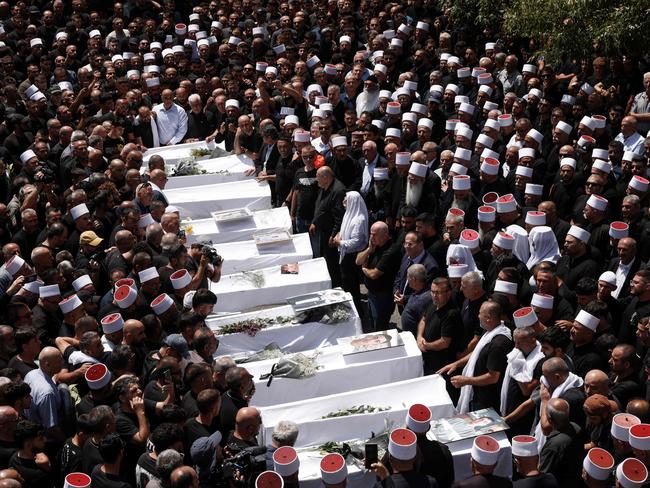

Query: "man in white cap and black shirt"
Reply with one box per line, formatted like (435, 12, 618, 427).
(581, 447, 615, 487)
(370, 427, 438, 488)
(556, 226, 600, 289)
(320, 453, 348, 488)
(405, 404, 455, 488)
(619, 269, 650, 345)
(451, 435, 510, 488)
(566, 310, 609, 378)
(511, 435, 557, 488)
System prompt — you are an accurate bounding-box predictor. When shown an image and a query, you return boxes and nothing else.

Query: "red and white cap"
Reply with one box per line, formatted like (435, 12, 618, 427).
(525, 184, 543, 196)
(59, 294, 83, 314)
(114, 278, 136, 292)
(115, 285, 137, 309)
(513, 307, 537, 328)
(630, 424, 650, 451)
(386, 101, 401, 115)
(64, 472, 92, 488)
(531, 293, 553, 310)
(575, 310, 600, 332)
(447, 208, 465, 220)
(515, 166, 533, 179)
(101, 313, 124, 334)
(525, 211, 546, 226)
(453, 175, 472, 191)
(406, 404, 432, 434)
(175, 23, 187, 35)
(567, 225, 590, 243)
(138, 266, 159, 283)
(592, 159, 612, 174)
(70, 203, 90, 220)
(388, 428, 417, 461)
(494, 280, 517, 295)
(39, 284, 61, 298)
(72, 274, 93, 292)
(460, 229, 480, 249)
(450, 163, 468, 176)
(586, 195, 608, 212)
(447, 264, 469, 278)
(496, 194, 517, 213)
(583, 448, 614, 481)
(5, 255, 25, 275)
(471, 435, 500, 466)
(611, 413, 641, 442)
(478, 206, 496, 222)
(577, 135, 596, 149)
(409, 163, 428, 178)
(592, 115, 607, 129)
(273, 446, 300, 477)
(498, 114, 513, 127)
(493, 232, 515, 250)
(170, 269, 192, 289)
(85, 363, 111, 390)
(481, 157, 500, 176)
(293, 130, 311, 143)
(395, 152, 411, 166)
(609, 221, 629, 239)
(320, 453, 347, 485)
(482, 192, 499, 207)
(629, 175, 649, 193)
(256, 471, 284, 488)
(511, 435, 538, 457)
(151, 293, 175, 315)
(616, 458, 648, 488)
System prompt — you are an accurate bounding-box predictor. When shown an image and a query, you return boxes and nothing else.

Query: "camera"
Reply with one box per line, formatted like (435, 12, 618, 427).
(90, 249, 107, 262)
(35, 167, 55, 183)
(222, 445, 267, 482)
(201, 245, 223, 266)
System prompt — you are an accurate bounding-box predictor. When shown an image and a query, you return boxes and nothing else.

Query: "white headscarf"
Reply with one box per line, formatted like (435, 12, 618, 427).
(506, 224, 530, 264)
(446, 244, 478, 272)
(526, 226, 561, 269)
(338, 191, 369, 262)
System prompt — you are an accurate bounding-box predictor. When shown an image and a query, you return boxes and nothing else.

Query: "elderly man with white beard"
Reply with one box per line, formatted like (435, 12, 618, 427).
(401, 161, 438, 215)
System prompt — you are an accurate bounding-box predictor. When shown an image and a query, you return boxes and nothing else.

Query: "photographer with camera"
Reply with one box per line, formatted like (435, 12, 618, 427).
(222, 407, 267, 488)
(187, 240, 223, 289)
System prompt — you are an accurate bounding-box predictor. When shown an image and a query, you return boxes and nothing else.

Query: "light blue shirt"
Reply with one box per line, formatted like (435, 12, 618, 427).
(25, 368, 61, 428)
(361, 155, 378, 196)
(153, 102, 188, 145)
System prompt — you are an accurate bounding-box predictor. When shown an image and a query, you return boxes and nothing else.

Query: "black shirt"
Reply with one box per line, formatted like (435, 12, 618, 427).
(471, 333, 513, 411)
(58, 438, 83, 481)
(219, 391, 248, 439)
(91, 465, 132, 488)
(0, 440, 17, 470)
(513, 473, 558, 488)
(81, 438, 104, 474)
(365, 240, 401, 293)
(374, 471, 438, 488)
(421, 301, 463, 374)
(292, 166, 318, 219)
(565, 341, 607, 378)
(9, 452, 54, 487)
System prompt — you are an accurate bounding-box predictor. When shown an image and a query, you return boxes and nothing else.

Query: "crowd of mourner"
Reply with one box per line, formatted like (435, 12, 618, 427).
(0, 0, 650, 488)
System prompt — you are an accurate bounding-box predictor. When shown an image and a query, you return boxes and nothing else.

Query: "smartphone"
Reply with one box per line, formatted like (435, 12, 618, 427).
(23, 274, 38, 283)
(364, 443, 378, 469)
(179, 229, 186, 239)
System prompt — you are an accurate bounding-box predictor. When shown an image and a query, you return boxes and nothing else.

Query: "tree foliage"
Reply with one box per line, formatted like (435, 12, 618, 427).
(502, 0, 650, 65)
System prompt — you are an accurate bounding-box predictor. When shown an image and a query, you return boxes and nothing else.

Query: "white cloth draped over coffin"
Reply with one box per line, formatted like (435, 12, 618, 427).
(164, 178, 271, 219)
(143, 140, 219, 166)
(164, 154, 255, 188)
(182, 207, 293, 246)
(207, 294, 361, 356)
(258, 375, 455, 448)
(208, 258, 331, 313)
(216, 233, 313, 274)
(245, 331, 423, 407)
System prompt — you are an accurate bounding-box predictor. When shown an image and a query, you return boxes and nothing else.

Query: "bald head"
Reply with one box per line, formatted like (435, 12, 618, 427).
(235, 407, 261, 428)
(170, 466, 197, 488)
(584, 369, 609, 397)
(627, 399, 650, 423)
(38, 347, 63, 376)
(547, 398, 570, 428)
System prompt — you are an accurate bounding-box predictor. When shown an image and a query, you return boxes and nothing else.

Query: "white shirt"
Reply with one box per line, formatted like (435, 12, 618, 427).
(153, 102, 188, 145)
(361, 154, 379, 196)
(613, 258, 635, 298)
(615, 131, 645, 155)
(311, 137, 331, 158)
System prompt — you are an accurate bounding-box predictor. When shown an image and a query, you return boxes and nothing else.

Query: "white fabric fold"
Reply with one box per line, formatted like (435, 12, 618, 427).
(499, 342, 544, 415)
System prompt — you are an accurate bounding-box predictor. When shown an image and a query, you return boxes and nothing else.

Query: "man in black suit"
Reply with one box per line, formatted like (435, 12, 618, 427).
(310, 166, 346, 287)
(393, 230, 439, 313)
(608, 237, 642, 300)
(255, 125, 280, 204)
